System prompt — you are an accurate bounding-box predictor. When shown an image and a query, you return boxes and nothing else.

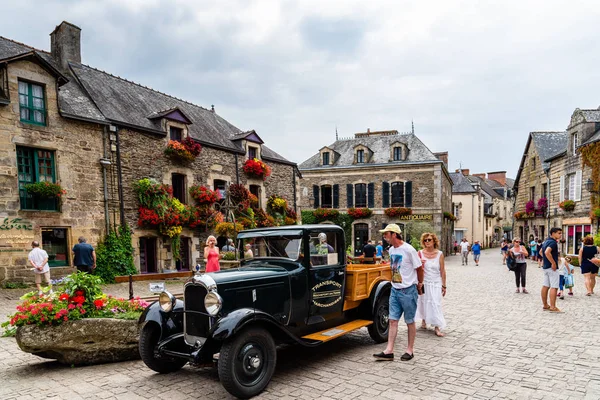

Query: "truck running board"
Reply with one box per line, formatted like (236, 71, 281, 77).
(301, 319, 373, 342)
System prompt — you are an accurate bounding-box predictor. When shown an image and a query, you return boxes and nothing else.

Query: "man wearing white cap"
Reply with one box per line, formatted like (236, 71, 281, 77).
(373, 224, 424, 362)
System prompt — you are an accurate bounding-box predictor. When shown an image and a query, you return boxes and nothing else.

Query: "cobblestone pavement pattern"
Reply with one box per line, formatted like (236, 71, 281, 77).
(1, 249, 600, 399)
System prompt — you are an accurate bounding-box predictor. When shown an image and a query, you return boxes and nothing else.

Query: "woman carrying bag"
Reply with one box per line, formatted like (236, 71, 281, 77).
(509, 238, 529, 293)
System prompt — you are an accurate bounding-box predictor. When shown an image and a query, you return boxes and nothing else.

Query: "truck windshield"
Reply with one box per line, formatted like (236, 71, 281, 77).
(239, 236, 303, 261)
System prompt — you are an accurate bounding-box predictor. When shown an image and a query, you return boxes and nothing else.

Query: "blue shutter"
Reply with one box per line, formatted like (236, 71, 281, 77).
(346, 184, 353, 208)
(405, 181, 412, 208)
(313, 185, 320, 209)
(368, 183, 375, 208)
(382, 181, 389, 208)
(333, 184, 339, 208)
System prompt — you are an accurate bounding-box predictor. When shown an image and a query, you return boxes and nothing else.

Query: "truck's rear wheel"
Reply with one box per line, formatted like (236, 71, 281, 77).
(139, 323, 187, 373)
(368, 293, 390, 343)
(218, 327, 276, 399)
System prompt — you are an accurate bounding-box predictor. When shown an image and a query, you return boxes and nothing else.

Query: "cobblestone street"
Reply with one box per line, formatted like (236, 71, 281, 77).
(2, 248, 600, 399)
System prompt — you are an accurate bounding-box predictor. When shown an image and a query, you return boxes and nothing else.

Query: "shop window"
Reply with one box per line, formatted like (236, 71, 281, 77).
(18, 80, 46, 125)
(17, 146, 59, 211)
(564, 225, 592, 255)
(172, 173, 186, 204)
(169, 126, 183, 141)
(41, 228, 68, 267)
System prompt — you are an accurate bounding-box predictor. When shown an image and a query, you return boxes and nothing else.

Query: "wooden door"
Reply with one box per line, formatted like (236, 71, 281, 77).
(140, 237, 157, 273)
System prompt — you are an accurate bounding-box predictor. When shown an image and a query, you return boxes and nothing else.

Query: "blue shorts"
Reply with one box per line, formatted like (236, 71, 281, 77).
(389, 285, 418, 324)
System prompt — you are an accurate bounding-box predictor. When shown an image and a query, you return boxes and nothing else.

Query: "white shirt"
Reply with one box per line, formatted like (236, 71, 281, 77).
(460, 241, 470, 252)
(389, 242, 422, 289)
(28, 247, 50, 273)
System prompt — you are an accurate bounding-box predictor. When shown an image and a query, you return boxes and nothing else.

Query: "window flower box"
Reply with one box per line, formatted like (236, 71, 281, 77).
(24, 181, 66, 199)
(558, 200, 575, 212)
(384, 207, 412, 217)
(347, 207, 373, 219)
(164, 137, 202, 162)
(243, 158, 272, 180)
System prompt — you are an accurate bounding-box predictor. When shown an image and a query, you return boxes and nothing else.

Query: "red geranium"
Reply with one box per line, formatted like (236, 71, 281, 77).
(243, 158, 272, 180)
(347, 208, 373, 219)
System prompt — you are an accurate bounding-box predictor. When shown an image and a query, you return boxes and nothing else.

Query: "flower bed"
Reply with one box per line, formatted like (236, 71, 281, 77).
(164, 137, 202, 162)
(384, 207, 412, 217)
(24, 181, 66, 199)
(347, 207, 373, 219)
(243, 158, 271, 180)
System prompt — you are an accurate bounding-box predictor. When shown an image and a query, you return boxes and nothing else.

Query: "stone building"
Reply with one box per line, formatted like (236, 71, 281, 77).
(514, 108, 600, 255)
(451, 170, 514, 247)
(298, 129, 453, 254)
(0, 21, 296, 282)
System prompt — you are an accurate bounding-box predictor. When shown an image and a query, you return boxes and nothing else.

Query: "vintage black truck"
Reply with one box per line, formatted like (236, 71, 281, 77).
(138, 225, 392, 399)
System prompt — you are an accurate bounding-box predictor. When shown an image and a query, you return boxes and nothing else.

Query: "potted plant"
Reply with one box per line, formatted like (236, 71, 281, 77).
(347, 207, 373, 219)
(24, 181, 66, 199)
(243, 158, 272, 180)
(558, 200, 576, 212)
(384, 207, 412, 217)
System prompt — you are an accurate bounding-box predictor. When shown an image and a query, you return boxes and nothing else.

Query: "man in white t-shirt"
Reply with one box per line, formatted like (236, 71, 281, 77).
(373, 224, 423, 362)
(460, 238, 470, 265)
(28, 241, 52, 296)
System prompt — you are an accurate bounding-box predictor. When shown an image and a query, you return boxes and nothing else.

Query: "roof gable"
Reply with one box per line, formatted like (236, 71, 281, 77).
(147, 107, 192, 124)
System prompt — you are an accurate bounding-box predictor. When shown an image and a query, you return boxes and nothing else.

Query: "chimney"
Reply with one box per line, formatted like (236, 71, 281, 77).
(50, 21, 81, 71)
(211, 104, 215, 113)
(488, 171, 507, 186)
(433, 151, 448, 167)
(473, 173, 486, 179)
(461, 169, 470, 176)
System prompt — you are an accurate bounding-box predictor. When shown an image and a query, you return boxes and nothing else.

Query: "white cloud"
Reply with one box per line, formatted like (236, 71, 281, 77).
(3, 0, 600, 177)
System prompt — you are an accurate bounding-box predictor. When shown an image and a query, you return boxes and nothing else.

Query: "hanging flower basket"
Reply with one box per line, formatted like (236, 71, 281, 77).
(347, 208, 373, 219)
(164, 138, 202, 162)
(384, 207, 412, 217)
(558, 200, 576, 212)
(443, 211, 457, 221)
(525, 200, 535, 214)
(189, 185, 221, 205)
(243, 158, 272, 180)
(24, 182, 66, 199)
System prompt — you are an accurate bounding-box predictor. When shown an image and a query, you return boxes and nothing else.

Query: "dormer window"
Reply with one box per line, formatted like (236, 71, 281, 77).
(170, 126, 183, 141)
(323, 152, 330, 166)
(248, 146, 258, 160)
(393, 147, 402, 161)
(356, 149, 365, 163)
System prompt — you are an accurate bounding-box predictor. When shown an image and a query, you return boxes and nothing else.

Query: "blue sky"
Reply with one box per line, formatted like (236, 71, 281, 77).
(3, 0, 600, 177)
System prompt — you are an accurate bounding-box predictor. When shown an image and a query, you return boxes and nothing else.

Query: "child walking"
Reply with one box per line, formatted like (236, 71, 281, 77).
(558, 255, 574, 300)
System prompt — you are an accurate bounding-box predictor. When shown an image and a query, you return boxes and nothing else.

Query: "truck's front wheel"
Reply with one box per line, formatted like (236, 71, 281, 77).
(218, 327, 276, 399)
(139, 323, 187, 373)
(368, 293, 390, 343)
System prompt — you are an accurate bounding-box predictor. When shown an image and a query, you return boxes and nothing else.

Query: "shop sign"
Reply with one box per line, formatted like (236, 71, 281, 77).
(0, 218, 35, 252)
(398, 214, 433, 221)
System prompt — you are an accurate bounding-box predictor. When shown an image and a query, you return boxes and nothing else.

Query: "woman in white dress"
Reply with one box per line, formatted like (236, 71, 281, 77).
(416, 232, 447, 337)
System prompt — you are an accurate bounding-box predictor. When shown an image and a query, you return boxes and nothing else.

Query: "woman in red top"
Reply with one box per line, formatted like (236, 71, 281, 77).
(204, 235, 220, 272)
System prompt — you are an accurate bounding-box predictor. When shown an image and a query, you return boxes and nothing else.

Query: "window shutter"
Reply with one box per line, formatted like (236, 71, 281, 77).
(346, 184, 353, 208)
(559, 175, 564, 202)
(405, 181, 413, 207)
(382, 181, 390, 208)
(368, 183, 375, 208)
(333, 184, 339, 208)
(575, 170, 582, 201)
(313, 185, 320, 209)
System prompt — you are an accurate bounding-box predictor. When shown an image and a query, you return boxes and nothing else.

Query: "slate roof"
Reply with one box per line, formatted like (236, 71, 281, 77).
(0, 35, 294, 165)
(579, 109, 600, 123)
(450, 172, 476, 193)
(467, 175, 502, 199)
(531, 132, 568, 169)
(299, 133, 439, 170)
(582, 129, 600, 147)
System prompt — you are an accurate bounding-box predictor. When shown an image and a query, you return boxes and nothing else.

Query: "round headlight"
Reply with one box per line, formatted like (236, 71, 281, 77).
(159, 291, 175, 313)
(204, 292, 223, 316)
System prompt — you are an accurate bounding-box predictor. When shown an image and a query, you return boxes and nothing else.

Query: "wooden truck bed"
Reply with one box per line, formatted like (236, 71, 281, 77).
(343, 263, 391, 311)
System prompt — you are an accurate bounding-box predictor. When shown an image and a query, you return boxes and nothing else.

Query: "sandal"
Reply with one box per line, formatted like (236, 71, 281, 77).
(549, 307, 563, 313)
(542, 305, 550, 311)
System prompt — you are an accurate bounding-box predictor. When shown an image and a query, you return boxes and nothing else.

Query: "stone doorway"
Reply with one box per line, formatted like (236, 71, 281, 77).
(139, 237, 157, 273)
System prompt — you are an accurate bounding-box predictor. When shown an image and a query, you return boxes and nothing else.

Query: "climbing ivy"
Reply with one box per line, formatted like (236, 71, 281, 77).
(580, 141, 600, 205)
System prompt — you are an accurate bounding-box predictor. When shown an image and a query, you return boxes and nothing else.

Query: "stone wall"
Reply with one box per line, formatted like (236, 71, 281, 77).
(0, 60, 106, 282)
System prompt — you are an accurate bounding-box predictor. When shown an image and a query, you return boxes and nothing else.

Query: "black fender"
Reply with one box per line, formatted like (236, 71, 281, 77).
(138, 299, 185, 340)
(369, 280, 391, 315)
(209, 308, 315, 346)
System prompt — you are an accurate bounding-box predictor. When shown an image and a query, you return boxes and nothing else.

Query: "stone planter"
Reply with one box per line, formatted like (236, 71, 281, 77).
(220, 260, 240, 270)
(16, 318, 140, 365)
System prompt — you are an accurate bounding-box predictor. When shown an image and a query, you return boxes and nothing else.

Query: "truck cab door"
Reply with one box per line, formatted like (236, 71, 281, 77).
(306, 229, 345, 324)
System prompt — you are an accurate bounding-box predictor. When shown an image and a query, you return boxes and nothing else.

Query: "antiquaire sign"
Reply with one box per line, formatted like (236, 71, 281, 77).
(398, 214, 433, 221)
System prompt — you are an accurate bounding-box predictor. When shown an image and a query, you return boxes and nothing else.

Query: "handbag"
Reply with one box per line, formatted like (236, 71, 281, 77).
(506, 255, 517, 271)
(564, 274, 574, 289)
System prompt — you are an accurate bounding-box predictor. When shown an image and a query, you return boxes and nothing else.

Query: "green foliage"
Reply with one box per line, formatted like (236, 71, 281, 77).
(1, 326, 16, 337)
(595, 232, 600, 247)
(410, 238, 422, 251)
(107, 311, 143, 320)
(569, 257, 580, 267)
(63, 272, 104, 301)
(404, 221, 435, 245)
(221, 251, 237, 261)
(2, 281, 29, 289)
(133, 178, 171, 210)
(301, 210, 317, 224)
(94, 225, 136, 283)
